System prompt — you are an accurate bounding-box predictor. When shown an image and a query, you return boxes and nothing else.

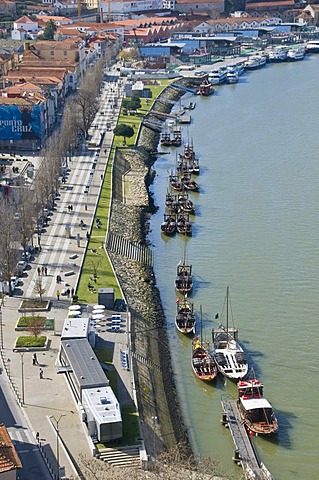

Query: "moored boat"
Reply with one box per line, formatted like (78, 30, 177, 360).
(306, 40, 319, 53)
(175, 251, 193, 293)
(176, 212, 192, 236)
(237, 372, 279, 435)
(165, 192, 179, 214)
(169, 173, 183, 192)
(226, 71, 239, 84)
(177, 192, 195, 215)
(181, 173, 200, 192)
(160, 132, 171, 146)
(212, 287, 248, 381)
(197, 78, 215, 96)
(244, 55, 267, 70)
(286, 47, 305, 61)
(268, 46, 288, 62)
(175, 295, 196, 334)
(160, 214, 176, 236)
(192, 336, 217, 382)
(209, 68, 226, 85)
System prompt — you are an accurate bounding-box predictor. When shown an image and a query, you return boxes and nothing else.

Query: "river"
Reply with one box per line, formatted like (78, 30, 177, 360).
(148, 56, 319, 479)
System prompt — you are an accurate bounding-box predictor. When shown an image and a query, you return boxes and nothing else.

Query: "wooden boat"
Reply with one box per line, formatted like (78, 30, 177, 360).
(160, 132, 171, 147)
(237, 371, 279, 435)
(176, 212, 192, 236)
(183, 143, 195, 161)
(175, 246, 193, 293)
(160, 214, 176, 236)
(197, 78, 215, 96)
(177, 192, 195, 215)
(181, 173, 199, 192)
(191, 306, 217, 381)
(188, 158, 200, 175)
(175, 295, 196, 334)
(169, 174, 183, 192)
(212, 287, 248, 380)
(171, 133, 182, 147)
(165, 192, 179, 214)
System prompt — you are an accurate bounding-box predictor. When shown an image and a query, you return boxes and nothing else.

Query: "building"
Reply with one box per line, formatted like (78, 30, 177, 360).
(175, 0, 224, 18)
(100, 0, 163, 20)
(0, 423, 22, 479)
(0, 0, 16, 15)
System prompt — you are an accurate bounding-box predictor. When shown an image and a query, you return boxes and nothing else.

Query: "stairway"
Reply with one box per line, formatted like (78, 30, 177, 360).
(98, 445, 141, 469)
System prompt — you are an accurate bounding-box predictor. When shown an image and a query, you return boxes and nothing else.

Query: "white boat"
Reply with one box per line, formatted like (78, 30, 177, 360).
(268, 47, 288, 62)
(237, 371, 279, 436)
(208, 68, 226, 85)
(244, 55, 267, 70)
(226, 71, 239, 84)
(286, 47, 306, 61)
(306, 40, 319, 53)
(212, 287, 248, 380)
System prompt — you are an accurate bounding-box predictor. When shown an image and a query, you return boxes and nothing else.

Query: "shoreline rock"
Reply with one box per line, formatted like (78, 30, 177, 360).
(108, 81, 194, 457)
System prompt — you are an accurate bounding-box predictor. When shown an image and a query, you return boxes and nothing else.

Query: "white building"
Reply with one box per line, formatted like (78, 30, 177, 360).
(100, 0, 163, 19)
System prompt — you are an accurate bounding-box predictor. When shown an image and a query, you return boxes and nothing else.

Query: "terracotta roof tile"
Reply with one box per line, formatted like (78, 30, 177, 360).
(0, 424, 22, 473)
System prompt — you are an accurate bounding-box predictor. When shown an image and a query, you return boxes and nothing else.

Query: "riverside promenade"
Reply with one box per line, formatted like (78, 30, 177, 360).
(0, 73, 131, 479)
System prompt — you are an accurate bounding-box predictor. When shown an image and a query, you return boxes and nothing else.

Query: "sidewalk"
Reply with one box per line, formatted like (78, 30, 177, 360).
(0, 74, 132, 479)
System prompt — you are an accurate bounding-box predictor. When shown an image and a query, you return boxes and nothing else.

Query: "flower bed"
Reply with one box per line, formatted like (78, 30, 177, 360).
(15, 336, 48, 349)
(18, 300, 51, 312)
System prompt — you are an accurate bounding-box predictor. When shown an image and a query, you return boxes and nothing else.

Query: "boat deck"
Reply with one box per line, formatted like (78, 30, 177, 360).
(221, 394, 274, 480)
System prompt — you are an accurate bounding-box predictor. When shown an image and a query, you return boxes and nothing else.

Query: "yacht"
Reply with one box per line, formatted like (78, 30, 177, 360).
(268, 47, 288, 62)
(208, 68, 226, 85)
(287, 46, 306, 61)
(244, 55, 267, 70)
(306, 40, 319, 53)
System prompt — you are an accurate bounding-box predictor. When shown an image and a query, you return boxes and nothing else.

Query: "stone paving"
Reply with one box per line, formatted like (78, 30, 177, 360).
(0, 73, 134, 479)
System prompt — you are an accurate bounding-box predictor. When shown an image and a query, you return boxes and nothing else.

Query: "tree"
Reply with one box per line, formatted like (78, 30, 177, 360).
(39, 20, 57, 40)
(34, 277, 46, 302)
(0, 204, 20, 296)
(113, 124, 134, 145)
(27, 314, 45, 339)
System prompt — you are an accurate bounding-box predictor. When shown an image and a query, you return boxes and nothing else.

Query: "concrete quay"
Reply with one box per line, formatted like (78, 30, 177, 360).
(0, 73, 134, 480)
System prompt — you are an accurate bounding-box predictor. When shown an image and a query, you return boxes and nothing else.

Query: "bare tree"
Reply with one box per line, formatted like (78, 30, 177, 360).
(10, 188, 35, 255)
(74, 73, 100, 138)
(27, 314, 45, 338)
(0, 203, 20, 296)
(34, 277, 46, 302)
(88, 257, 102, 280)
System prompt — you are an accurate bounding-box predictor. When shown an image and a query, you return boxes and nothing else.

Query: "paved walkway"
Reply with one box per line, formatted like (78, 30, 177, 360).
(0, 73, 133, 480)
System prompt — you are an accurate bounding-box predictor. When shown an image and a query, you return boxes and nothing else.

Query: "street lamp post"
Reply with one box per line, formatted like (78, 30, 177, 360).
(49, 414, 66, 479)
(17, 351, 28, 404)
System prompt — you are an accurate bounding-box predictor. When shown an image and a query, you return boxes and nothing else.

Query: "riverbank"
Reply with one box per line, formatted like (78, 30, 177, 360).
(108, 81, 193, 456)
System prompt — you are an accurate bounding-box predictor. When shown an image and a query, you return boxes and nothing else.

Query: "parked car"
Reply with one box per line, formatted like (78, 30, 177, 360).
(16, 261, 27, 276)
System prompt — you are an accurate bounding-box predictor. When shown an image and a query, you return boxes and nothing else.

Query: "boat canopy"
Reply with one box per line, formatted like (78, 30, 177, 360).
(240, 398, 272, 410)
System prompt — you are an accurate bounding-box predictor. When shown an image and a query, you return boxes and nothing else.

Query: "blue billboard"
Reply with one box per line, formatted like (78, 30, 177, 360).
(0, 104, 44, 142)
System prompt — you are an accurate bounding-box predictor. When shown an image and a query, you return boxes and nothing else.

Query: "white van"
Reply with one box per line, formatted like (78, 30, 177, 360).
(178, 65, 195, 72)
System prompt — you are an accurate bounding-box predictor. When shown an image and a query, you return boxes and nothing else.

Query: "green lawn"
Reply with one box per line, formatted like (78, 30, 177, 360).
(77, 81, 170, 304)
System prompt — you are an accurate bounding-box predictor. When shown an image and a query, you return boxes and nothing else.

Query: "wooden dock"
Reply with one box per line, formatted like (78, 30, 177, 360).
(221, 394, 274, 480)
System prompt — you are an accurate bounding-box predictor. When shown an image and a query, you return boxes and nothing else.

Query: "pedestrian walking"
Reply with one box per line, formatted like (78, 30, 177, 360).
(101, 174, 104, 181)
(41, 266, 45, 275)
(37, 267, 41, 275)
(85, 204, 87, 211)
(70, 205, 73, 212)
(32, 353, 38, 366)
(56, 290, 60, 300)
(44, 266, 48, 276)
(66, 288, 70, 298)
(71, 288, 75, 298)
(39, 368, 43, 379)
(36, 432, 40, 442)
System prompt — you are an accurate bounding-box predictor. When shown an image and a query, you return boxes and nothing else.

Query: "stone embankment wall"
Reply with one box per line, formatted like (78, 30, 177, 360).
(108, 81, 193, 457)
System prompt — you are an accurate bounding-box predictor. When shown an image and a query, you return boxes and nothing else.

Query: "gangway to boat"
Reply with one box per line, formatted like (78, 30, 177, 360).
(221, 394, 274, 480)
(170, 83, 198, 94)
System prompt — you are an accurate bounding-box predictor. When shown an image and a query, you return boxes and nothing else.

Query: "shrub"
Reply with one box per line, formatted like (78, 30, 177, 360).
(16, 336, 47, 348)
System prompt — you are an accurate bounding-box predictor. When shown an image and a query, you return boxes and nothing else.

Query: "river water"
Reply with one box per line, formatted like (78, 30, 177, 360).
(148, 56, 319, 479)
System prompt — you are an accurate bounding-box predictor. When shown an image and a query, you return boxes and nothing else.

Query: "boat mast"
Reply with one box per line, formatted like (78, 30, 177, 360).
(200, 304, 203, 343)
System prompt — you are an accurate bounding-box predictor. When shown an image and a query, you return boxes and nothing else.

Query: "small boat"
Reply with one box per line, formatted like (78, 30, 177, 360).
(184, 101, 196, 110)
(160, 214, 176, 236)
(165, 192, 179, 214)
(175, 295, 196, 335)
(170, 134, 182, 147)
(212, 287, 248, 381)
(191, 306, 217, 382)
(176, 212, 192, 236)
(188, 158, 200, 175)
(169, 174, 183, 192)
(237, 371, 279, 435)
(197, 79, 215, 96)
(175, 246, 193, 293)
(286, 47, 305, 61)
(183, 143, 196, 161)
(181, 174, 200, 192)
(160, 132, 171, 147)
(268, 46, 288, 62)
(177, 192, 195, 215)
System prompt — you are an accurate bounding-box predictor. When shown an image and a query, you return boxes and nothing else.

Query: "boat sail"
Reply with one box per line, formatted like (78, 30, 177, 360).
(191, 306, 217, 382)
(212, 287, 248, 380)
